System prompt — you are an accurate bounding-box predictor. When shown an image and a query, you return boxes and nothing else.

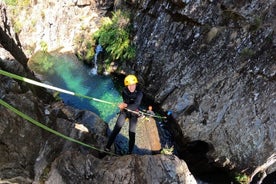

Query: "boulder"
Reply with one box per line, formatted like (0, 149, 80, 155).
(46, 152, 197, 184)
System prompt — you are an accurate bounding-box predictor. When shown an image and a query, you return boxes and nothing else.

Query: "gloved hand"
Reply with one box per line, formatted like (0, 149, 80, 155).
(118, 102, 127, 110)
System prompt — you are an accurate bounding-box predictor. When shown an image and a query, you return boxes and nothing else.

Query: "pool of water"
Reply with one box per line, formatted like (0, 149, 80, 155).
(28, 52, 122, 123)
(27, 52, 238, 183)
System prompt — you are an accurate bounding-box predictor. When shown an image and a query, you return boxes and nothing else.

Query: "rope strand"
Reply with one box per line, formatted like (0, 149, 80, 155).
(0, 69, 167, 119)
(0, 99, 117, 156)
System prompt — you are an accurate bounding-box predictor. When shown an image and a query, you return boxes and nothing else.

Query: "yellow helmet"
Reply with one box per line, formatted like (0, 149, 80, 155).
(124, 75, 138, 86)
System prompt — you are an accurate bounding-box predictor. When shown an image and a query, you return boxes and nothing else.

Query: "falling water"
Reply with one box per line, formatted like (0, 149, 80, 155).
(90, 44, 103, 75)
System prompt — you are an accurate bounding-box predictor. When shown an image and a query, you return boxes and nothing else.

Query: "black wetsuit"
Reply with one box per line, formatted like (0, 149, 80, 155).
(106, 87, 143, 154)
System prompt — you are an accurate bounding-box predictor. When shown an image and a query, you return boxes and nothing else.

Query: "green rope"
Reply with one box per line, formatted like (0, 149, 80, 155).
(0, 69, 166, 119)
(0, 99, 116, 156)
(0, 69, 115, 105)
(75, 93, 116, 106)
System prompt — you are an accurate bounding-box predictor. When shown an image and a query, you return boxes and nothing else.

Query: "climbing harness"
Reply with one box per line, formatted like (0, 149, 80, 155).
(0, 98, 117, 156)
(0, 69, 167, 119)
(125, 108, 167, 119)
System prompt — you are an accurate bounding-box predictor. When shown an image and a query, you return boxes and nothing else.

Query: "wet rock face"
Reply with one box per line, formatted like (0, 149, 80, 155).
(131, 0, 276, 175)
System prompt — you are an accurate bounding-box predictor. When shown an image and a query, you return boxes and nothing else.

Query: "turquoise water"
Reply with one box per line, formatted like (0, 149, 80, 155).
(30, 53, 122, 123)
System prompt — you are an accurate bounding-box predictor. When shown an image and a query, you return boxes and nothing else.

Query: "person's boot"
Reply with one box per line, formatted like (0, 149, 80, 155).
(128, 131, 136, 154)
(106, 125, 121, 150)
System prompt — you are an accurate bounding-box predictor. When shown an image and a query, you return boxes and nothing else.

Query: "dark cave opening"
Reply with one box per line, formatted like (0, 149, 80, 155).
(161, 112, 235, 183)
(178, 140, 234, 183)
(262, 171, 276, 184)
(251, 170, 276, 184)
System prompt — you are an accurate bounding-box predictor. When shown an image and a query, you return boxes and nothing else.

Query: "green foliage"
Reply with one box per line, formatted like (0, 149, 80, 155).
(5, 0, 31, 33)
(39, 163, 52, 183)
(240, 48, 254, 59)
(74, 33, 96, 63)
(53, 91, 62, 101)
(19, 0, 30, 6)
(4, 0, 17, 6)
(75, 37, 96, 63)
(4, 0, 30, 6)
(12, 20, 22, 33)
(40, 41, 48, 52)
(93, 10, 136, 66)
(249, 16, 262, 32)
(28, 51, 55, 74)
(234, 173, 249, 184)
(83, 41, 95, 61)
(161, 145, 174, 155)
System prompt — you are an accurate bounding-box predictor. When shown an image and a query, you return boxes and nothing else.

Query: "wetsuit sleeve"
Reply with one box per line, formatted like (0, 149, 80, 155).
(127, 91, 143, 111)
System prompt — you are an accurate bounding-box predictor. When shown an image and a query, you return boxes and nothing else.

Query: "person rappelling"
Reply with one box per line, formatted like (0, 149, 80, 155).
(105, 74, 143, 154)
(0, 69, 167, 155)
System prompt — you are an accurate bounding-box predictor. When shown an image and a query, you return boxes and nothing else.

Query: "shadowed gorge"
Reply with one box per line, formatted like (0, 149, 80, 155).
(0, 0, 275, 183)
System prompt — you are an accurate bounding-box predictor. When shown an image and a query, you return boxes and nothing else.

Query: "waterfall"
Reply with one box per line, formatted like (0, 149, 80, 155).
(90, 44, 103, 75)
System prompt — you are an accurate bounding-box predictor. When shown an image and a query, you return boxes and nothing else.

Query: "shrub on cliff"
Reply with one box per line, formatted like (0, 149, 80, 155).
(93, 10, 136, 69)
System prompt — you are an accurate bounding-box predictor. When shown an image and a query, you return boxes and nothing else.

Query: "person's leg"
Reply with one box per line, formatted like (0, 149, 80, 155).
(128, 115, 138, 154)
(106, 112, 126, 149)
(128, 131, 135, 154)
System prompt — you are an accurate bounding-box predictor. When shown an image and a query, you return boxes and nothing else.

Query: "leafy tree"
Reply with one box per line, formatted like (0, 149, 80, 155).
(93, 10, 135, 68)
